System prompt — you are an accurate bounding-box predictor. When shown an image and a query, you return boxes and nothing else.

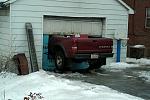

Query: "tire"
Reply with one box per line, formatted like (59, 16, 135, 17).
(54, 50, 65, 71)
(88, 58, 106, 70)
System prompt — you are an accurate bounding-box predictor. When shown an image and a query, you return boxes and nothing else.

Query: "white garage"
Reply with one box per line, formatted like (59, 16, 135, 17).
(0, 0, 133, 70)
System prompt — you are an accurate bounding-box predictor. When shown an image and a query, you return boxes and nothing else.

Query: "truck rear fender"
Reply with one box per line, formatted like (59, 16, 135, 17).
(53, 45, 67, 57)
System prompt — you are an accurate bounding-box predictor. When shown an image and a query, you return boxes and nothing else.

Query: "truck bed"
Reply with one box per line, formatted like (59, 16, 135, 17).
(48, 34, 113, 59)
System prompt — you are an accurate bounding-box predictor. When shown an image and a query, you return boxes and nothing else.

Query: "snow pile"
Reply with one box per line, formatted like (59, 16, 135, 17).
(127, 58, 150, 65)
(138, 71, 150, 82)
(102, 62, 139, 71)
(132, 45, 145, 48)
(137, 58, 150, 65)
(0, 70, 143, 100)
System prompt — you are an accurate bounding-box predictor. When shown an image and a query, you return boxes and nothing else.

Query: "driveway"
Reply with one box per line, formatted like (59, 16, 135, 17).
(58, 65, 150, 100)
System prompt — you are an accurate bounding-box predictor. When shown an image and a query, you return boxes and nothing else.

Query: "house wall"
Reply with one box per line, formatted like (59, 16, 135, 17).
(123, 0, 150, 57)
(10, 0, 129, 68)
(0, 7, 10, 56)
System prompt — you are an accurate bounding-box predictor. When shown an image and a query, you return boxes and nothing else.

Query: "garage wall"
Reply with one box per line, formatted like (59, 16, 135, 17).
(0, 8, 10, 56)
(10, 0, 129, 68)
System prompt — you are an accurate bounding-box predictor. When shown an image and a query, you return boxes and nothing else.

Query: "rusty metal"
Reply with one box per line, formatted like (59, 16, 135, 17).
(13, 53, 29, 75)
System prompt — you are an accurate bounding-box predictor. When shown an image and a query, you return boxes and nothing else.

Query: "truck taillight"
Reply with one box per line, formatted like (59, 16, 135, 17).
(72, 46, 77, 54)
(72, 39, 77, 53)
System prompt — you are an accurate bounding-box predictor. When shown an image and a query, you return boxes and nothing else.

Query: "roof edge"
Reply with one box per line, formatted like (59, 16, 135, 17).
(1, 0, 17, 5)
(1, 0, 134, 14)
(117, 0, 134, 14)
(0, 0, 17, 8)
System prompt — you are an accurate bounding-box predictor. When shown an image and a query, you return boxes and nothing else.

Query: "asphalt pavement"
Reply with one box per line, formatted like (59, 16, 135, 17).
(60, 65, 150, 100)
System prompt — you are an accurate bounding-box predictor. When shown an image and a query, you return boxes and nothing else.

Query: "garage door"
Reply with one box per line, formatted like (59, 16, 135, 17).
(43, 16, 104, 35)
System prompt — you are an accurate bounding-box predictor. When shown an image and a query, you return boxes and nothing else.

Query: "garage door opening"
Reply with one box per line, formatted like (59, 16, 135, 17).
(42, 16, 106, 70)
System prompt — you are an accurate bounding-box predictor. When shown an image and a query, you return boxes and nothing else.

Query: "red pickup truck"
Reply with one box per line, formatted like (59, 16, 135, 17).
(48, 34, 113, 71)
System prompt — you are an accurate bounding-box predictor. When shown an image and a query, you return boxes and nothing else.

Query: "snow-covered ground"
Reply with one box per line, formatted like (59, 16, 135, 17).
(102, 62, 139, 70)
(103, 58, 150, 71)
(138, 71, 150, 82)
(126, 58, 150, 82)
(126, 58, 150, 65)
(0, 70, 144, 100)
(102, 58, 150, 83)
(102, 60, 140, 72)
(0, 58, 150, 100)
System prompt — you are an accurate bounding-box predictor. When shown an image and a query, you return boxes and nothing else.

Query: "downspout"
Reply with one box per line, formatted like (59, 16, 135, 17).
(116, 39, 121, 62)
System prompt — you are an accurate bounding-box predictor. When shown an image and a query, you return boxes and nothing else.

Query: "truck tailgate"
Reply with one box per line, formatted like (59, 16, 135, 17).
(77, 38, 113, 53)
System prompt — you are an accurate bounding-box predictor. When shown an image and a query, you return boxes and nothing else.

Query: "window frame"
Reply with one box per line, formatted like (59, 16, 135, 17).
(145, 8, 150, 28)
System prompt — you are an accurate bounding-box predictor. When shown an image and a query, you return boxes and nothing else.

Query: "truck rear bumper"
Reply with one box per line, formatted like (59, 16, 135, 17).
(74, 53, 114, 59)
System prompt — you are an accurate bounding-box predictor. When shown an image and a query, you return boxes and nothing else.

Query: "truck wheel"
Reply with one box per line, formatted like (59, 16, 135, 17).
(54, 51, 65, 71)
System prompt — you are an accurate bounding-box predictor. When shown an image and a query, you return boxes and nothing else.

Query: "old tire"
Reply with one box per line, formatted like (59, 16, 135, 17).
(54, 50, 65, 71)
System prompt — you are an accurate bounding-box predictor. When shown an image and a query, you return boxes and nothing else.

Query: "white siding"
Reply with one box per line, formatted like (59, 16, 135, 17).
(10, 0, 129, 67)
(0, 8, 10, 56)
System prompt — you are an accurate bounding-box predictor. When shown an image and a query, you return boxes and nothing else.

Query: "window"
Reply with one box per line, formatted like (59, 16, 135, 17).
(146, 8, 150, 28)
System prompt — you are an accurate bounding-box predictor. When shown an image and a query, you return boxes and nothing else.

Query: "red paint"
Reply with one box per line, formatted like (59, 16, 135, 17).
(48, 34, 113, 59)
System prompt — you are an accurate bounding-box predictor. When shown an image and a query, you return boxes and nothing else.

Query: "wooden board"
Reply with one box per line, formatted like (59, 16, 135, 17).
(25, 22, 39, 72)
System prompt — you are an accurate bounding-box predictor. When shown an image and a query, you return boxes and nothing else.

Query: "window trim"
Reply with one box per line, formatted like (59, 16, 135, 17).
(145, 8, 150, 28)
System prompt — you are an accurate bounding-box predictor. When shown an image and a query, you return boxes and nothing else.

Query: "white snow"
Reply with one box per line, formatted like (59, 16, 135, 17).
(0, 58, 149, 100)
(107, 62, 139, 69)
(102, 58, 150, 71)
(132, 45, 145, 48)
(137, 71, 150, 82)
(127, 58, 150, 65)
(0, 70, 143, 100)
(102, 62, 139, 71)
